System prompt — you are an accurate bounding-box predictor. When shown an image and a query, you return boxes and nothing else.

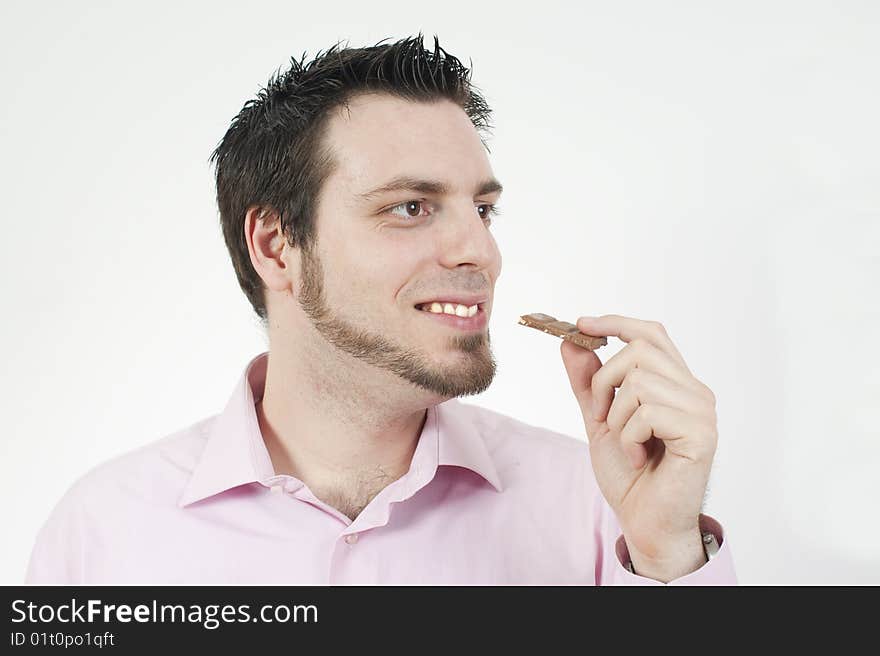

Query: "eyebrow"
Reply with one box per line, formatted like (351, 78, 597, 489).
(356, 176, 504, 202)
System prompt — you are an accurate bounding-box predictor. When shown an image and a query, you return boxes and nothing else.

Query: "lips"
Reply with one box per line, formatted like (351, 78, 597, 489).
(414, 303, 488, 331)
(413, 295, 489, 308)
(415, 301, 483, 315)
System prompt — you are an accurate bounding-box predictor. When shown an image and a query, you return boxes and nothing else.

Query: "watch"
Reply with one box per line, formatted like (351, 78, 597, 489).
(624, 531, 719, 575)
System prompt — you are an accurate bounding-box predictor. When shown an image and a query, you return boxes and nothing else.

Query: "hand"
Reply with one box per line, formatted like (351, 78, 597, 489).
(560, 315, 718, 580)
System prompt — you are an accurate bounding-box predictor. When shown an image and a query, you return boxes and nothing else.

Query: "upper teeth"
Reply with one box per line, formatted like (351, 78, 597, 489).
(419, 302, 479, 317)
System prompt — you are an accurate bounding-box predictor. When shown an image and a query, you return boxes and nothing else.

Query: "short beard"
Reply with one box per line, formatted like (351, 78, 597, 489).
(296, 242, 496, 398)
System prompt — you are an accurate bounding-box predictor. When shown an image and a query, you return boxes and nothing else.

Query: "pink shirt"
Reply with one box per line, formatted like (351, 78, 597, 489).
(25, 351, 737, 585)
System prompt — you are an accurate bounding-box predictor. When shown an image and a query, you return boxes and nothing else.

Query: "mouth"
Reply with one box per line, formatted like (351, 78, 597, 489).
(414, 301, 488, 331)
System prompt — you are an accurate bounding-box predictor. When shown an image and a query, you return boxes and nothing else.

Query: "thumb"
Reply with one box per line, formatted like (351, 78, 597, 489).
(560, 339, 603, 437)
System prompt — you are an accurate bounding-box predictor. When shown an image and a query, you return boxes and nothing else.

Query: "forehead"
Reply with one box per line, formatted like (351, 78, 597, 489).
(321, 92, 493, 193)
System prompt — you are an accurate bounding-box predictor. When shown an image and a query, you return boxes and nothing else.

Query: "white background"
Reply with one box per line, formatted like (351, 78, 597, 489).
(1, 0, 877, 584)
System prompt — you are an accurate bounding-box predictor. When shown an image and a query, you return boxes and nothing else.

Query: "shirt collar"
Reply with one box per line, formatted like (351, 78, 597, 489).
(178, 352, 502, 508)
(178, 351, 275, 508)
(436, 398, 503, 493)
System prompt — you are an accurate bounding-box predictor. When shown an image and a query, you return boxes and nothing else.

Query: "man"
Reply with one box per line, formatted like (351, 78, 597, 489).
(26, 34, 736, 584)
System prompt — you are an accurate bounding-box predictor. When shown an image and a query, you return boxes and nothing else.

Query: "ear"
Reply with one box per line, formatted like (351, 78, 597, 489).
(245, 206, 299, 294)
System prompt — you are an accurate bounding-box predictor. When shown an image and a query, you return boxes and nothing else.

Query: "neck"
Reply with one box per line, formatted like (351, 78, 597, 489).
(255, 329, 446, 514)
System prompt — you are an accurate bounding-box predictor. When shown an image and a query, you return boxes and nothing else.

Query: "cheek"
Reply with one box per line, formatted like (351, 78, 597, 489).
(333, 243, 417, 305)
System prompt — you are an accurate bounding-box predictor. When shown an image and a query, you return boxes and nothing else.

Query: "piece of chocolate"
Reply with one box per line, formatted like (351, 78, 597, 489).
(518, 313, 608, 351)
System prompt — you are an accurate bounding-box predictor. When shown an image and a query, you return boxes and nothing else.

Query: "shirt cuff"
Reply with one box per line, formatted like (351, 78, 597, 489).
(611, 513, 738, 585)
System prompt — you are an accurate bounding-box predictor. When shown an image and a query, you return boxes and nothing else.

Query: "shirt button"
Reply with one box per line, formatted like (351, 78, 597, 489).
(344, 533, 359, 545)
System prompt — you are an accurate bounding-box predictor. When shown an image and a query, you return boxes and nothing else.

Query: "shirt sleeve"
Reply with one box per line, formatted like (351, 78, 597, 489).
(24, 485, 87, 584)
(594, 495, 738, 585)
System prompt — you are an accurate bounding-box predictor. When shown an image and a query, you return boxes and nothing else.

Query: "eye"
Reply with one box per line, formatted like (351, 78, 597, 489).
(388, 200, 431, 220)
(477, 203, 501, 225)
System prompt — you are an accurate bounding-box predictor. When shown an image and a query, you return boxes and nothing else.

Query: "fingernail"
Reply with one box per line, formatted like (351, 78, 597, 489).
(579, 316, 597, 323)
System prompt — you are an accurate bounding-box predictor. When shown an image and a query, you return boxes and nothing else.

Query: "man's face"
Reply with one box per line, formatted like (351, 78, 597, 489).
(294, 92, 503, 398)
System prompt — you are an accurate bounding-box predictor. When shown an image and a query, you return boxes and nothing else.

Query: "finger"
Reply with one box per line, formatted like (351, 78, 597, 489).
(591, 339, 708, 422)
(577, 314, 691, 374)
(605, 368, 716, 436)
(619, 403, 718, 470)
(559, 338, 604, 437)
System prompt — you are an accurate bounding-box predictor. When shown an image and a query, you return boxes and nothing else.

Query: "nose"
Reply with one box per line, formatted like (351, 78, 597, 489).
(435, 199, 501, 276)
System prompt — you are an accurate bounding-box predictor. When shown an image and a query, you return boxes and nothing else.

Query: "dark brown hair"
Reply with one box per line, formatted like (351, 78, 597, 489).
(208, 33, 494, 326)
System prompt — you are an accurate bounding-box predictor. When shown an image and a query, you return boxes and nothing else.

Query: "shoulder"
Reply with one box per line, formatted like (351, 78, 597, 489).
(46, 415, 216, 519)
(26, 416, 217, 583)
